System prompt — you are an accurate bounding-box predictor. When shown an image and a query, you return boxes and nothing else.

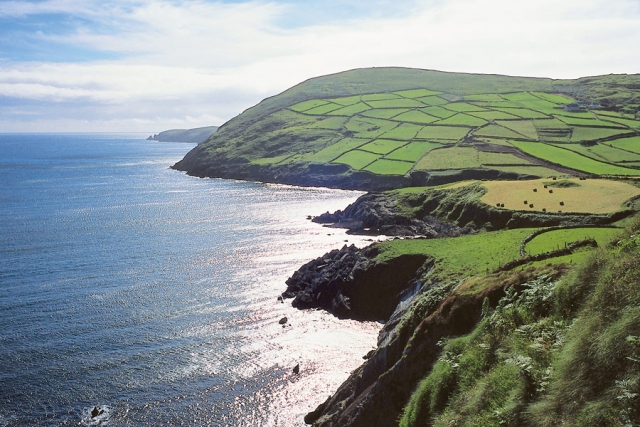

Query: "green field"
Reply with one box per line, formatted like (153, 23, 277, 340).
(437, 113, 487, 126)
(364, 159, 414, 175)
(380, 123, 423, 140)
(525, 227, 621, 255)
(417, 126, 470, 140)
(333, 150, 380, 169)
(415, 147, 481, 170)
(511, 141, 640, 176)
(473, 124, 527, 139)
(394, 89, 442, 98)
(495, 120, 539, 139)
(392, 110, 439, 124)
(303, 137, 369, 162)
(188, 67, 640, 184)
(608, 136, 640, 154)
(375, 228, 534, 277)
(360, 139, 404, 154)
(557, 142, 640, 163)
(385, 141, 443, 162)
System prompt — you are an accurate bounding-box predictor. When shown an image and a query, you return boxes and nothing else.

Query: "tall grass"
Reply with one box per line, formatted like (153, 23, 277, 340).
(400, 219, 640, 427)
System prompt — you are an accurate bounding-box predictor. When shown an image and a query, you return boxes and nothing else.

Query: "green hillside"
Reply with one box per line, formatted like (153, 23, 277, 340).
(147, 125, 218, 143)
(173, 68, 640, 189)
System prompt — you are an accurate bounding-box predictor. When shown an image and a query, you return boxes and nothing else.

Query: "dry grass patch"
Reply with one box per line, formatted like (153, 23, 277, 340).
(480, 178, 640, 214)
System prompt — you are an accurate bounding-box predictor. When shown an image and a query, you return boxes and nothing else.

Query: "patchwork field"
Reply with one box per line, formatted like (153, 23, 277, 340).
(278, 88, 640, 178)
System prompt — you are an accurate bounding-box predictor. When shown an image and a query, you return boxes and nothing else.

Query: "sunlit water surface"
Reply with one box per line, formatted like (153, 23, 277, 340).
(0, 134, 383, 426)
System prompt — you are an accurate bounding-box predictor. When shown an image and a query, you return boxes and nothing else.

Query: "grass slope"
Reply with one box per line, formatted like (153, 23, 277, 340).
(399, 221, 640, 427)
(174, 67, 640, 187)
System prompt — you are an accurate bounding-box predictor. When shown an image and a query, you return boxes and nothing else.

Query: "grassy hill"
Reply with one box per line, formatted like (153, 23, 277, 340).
(169, 67, 640, 426)
(147, 125, 218, 143)
(173, 68, 640, 189)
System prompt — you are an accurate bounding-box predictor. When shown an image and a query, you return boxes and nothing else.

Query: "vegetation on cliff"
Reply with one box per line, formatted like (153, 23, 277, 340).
(400, 220, 640, 427)
(147, 125, 218, 143)
(173, 68, 640, 190)
(167, 67, 640, 426)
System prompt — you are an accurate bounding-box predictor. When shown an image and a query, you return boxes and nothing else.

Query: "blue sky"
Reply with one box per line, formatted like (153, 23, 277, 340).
(0, 0, 639, 132)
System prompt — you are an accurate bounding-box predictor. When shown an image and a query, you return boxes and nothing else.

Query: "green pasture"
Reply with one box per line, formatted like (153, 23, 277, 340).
(392, 110, 439, 124)
(493, 108, 549, 119)
(360, 139, 404, 154)
(570, 126, 634, 142)
(558, 142, 640, 164)
(524, 227, 621, 256)
(333, 150, 380, 170)
(445, 102, 488, 112)
(486, 165, 560, 177)
(511, 141, 640, 175)
(327, 95, 362, 106)
(437, 113, 487, 126)
(556, 115, 622, 127)
(303, 137, 369, 163)
(421, 105, 456, 119)
(264, 86, 640, 179)
(289, 99, 328, 112)
(533, 118, 570, 129)
(361, 93, 401, 101)
(608, 136, 640, 154)
(364, 159, 414, 175)
(475, 137, 516, 147)
(495, 120, 538, 139)
(375, 228, 534, 277)
(394, 89, 442, 98)
(464, 93, 506, 102)
(326, 102, 372, 116)
(417, 125, 470, 140)
(467, 110, 521, 121)
(416, 95, 449, 106)
(345, 117, 398, 138)
(380, 123, 423, 140)
(478, 151, 531, 166)
(415, 146, 481, 170)
(473, 124, 527, 139)
(361, 108, 410, 119)
(385, 141, 443, 162)
(367, 99, 425, 109)
(530, 91, 574, 104)
(304, 102, 343, 115)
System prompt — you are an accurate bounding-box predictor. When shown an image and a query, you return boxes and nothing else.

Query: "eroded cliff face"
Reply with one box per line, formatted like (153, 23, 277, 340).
(307, 281, 509, 427)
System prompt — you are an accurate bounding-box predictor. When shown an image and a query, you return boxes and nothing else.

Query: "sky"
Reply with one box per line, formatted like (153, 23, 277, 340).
(0, 0, 639, 133)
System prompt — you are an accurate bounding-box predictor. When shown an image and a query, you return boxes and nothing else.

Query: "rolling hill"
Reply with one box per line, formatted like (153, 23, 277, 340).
(173, 68, 640, 190)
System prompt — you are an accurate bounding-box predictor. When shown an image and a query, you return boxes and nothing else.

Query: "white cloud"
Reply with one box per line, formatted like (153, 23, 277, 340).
(0, 0, 639, 131)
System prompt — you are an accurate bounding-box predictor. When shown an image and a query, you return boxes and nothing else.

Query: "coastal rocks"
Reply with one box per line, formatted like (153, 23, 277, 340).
(91, 407, 104, 418)
(308, 278, 512, 427)
(293, 363, 300, 375)
(283, 244, 429, 321)
(313, 192, 440, 237)
(278, 316, 288, 325)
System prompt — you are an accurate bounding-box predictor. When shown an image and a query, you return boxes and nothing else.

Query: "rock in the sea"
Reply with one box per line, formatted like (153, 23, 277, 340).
(278, 316, 288, 325)
(91, 407, 104, 418)
(293, 363, 300, 375)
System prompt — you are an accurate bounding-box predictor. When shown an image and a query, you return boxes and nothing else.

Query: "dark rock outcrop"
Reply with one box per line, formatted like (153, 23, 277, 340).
(308, 279, 511, 427)
(313, 192, 468, 237)
(283, 245, 429, 321)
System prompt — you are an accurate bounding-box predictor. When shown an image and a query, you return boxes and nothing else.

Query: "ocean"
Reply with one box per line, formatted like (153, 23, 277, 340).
(0, 133, 381, 426)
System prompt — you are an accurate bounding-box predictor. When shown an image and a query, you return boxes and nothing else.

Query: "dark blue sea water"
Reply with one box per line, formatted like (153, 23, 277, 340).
(0, 134, 380, 426)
